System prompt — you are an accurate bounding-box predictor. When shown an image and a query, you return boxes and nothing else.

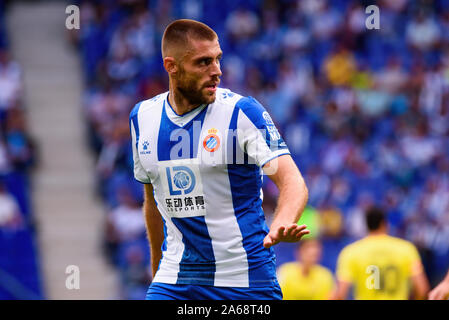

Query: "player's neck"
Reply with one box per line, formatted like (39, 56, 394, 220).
(300, 262, 312, 276)
(368, 229, 387, 236)
(168, 85, 201, 116)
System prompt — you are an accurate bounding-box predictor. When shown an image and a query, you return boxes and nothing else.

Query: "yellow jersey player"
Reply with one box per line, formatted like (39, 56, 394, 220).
(334, 207, 430, 300)
(277, 239, 335, 300)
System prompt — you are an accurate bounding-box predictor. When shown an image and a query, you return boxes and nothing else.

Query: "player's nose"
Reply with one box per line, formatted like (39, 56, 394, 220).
(210, 60, 222, 78)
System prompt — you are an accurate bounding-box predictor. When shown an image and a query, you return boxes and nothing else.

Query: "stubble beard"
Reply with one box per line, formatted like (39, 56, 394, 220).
(176, 69, 217, 105)
(177, 84, 215, 105)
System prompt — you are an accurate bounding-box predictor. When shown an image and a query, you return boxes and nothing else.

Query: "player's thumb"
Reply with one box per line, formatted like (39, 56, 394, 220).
(263, 235, 273, 248)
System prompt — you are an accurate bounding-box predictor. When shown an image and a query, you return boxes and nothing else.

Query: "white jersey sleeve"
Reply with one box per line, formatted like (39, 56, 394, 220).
(235, 96, 290, 167)
(129, 102, 151, 184)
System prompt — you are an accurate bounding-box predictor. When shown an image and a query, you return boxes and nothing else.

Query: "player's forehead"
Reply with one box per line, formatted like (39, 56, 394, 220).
(184, 37, 222, 60)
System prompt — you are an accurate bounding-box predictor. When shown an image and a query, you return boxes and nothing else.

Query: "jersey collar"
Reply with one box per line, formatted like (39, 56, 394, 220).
(165, 94, 207, 127)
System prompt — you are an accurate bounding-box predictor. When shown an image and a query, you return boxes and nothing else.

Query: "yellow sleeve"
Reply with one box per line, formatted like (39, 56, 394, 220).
(407, 243, 424, 277)
(317, 268, 336, 299)
(336, 246, 354, 283)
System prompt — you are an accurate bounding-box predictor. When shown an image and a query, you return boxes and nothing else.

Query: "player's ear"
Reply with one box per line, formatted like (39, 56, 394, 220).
(163, 57, 178, 75)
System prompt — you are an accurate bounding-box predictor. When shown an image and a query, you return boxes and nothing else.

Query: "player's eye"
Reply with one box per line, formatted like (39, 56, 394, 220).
(199, 58, 212, 66)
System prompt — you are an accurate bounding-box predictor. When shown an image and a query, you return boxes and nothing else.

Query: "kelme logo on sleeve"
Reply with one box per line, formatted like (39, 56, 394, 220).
(140, 140, 151, 155)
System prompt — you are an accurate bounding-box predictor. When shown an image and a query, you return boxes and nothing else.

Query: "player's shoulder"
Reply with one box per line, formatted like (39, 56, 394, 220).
(214, 87, 263, 110)
(216, 88, 275, 129)
(314, 264, 334, 277)
(277, 262, 300, 280)
(213, 87, 244, 107)
(129, 91, 168, 120)
(278, 262, 300, 272)
(385, 235, 418, 252)
(339, 238, 364, 258)
(313, 265, 335, 285)
(342, 239, 360, 251)
(229, 90, 265, 113)
(351, 235, 417, 255)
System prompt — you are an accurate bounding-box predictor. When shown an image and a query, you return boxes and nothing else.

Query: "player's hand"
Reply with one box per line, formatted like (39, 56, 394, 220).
(428, 280, 449, 300)
(263, 223, 310, 249)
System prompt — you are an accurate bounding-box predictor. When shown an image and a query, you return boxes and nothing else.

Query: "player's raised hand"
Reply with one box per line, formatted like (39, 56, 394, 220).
(263, 223, 310, 248)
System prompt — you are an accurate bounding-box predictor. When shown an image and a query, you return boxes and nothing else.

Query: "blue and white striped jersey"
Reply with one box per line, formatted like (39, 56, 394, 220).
(129, 87, 290, 287)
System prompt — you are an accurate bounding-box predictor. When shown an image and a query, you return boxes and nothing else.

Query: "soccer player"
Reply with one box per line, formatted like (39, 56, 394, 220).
(277, 239, 335, 300)
(129, 19, 309, 300)
(429, 269, 449, 300)
(334, 207, 430, 300)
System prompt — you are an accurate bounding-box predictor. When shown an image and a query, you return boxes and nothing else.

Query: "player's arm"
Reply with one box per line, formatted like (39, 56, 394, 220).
(333, 247, 353, 300)
(129, 104, 163, 278)
(143, 183, 165, 278)
(332, 280, 352, 300)
(321, 271, 337, 300)
(262, 154, 309, 248)
(234, 96, 308, 247)
(429, 269, 449, 300)
(410, 271, 430, 300)
(408, 246, 430, 300)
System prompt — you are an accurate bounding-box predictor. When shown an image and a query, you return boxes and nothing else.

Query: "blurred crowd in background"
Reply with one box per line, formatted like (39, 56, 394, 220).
(68, 0, 449, 299)
(0, 0, 43, 299)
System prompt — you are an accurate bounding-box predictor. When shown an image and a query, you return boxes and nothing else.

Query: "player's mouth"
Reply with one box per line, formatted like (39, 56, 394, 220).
(204, 82, 219, 93)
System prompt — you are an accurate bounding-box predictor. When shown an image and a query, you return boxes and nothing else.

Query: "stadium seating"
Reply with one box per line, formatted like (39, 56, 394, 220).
(0, 4, 44, 300)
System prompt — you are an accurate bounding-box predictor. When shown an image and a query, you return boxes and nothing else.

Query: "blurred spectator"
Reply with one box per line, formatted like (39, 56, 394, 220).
(104, 182, 148, 299)
(319, 205, 344, 239)
(0, 49, 21, 120)
(105, 186, 146, 258)
(225, 7, 260, 43)
(406, 10, 441, 52)
(5, 108, 36, 172)
(118, 242, 152, 300)
(0, 138, 11, 174)
(345, 192, 373, 239)
(307, 0, 343, 41)
(374, 56, 408, 94)
(323, 46, 357, 87)
(0, 181, 24, 231)
(0, 1, 42, 300)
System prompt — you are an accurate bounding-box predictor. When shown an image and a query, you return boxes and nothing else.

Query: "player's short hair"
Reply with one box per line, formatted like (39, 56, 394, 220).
(365, 206, 386, 231)
(161, 19, 218, 59)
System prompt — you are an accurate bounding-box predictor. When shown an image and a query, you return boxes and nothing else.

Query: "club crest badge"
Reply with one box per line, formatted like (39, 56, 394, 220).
(203, 128, 220, 152)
